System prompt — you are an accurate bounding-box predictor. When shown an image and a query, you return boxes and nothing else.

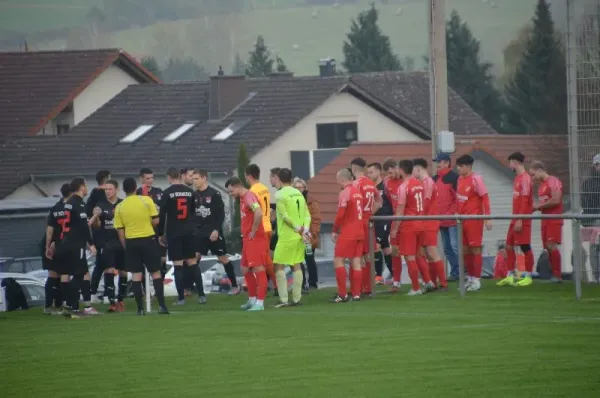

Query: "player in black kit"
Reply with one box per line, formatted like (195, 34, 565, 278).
(193, 169, 239, 295)
(367, 162, 394, 282)
(87, 170, 110, 302)
(90, 179, 126, 312)
(42, 183, 72, 315)
(159, 167, 204, 305)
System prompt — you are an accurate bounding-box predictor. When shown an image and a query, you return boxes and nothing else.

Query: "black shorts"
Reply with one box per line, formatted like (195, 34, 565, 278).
(375, 222, 391, 249)
(101, 243, 126, 271)
(125, 236, 162, 274)
(55, 243, 88, 276)
(42, 255, 58, 273)
(196, 233, 227, 257)
(167, 233, 196, 261)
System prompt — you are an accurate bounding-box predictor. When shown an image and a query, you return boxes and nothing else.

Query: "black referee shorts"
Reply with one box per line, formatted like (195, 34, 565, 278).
(196, 233, 227, 257)
(125, 236, 162, 274)
(167, 233, 196, 261)
(375, 222, 391, 250)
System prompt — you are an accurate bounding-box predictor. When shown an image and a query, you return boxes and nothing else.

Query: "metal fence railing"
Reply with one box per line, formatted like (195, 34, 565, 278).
(368, 214, 600, 300)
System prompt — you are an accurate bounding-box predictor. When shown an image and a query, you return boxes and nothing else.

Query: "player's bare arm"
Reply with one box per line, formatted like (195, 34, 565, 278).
(535, 189, 562, 210)
(45, 225, 54, 259)
(249, 204, 263, 239)
(117, 228, 126, 249)
(390, 203, 405, 238)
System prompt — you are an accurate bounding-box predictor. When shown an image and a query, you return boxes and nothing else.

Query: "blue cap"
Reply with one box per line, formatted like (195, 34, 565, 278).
(433, 152, 451, 162)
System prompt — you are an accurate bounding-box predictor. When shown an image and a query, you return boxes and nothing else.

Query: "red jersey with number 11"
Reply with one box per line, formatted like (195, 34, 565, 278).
(421, 175, 439, 231)
(353, 175, 380, 222)
(397, 177, 424, 231)
(334, 184, 364, 240)
(240, 190, 265, 239)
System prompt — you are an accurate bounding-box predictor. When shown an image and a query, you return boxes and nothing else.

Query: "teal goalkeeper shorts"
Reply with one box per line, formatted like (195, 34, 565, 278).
(273, 239, 305, 265)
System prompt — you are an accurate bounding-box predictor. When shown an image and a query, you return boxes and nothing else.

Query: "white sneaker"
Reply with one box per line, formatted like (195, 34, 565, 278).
(103, 297, 110, 305)
(406, 289, 423, 296)
(466, 279, 481, 292)
(90, 295, 102, 304)
(458, 278, 473, 291)
(83, 306, 99, 315)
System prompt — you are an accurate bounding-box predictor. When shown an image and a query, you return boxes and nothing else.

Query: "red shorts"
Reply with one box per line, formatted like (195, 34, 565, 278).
(419, 229, 438, 247)
(462, 220, 483, 247)
(335, 238, 363, 259)
(398, 230, 421, 257)
(506, 222, 531, 246)
(362, 223, 375, 254)
(241, 238, 267, 268)
(541, 221, 562, 245)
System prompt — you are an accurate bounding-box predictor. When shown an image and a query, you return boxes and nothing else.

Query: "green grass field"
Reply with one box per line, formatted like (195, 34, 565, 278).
(2, 281, 600, 397)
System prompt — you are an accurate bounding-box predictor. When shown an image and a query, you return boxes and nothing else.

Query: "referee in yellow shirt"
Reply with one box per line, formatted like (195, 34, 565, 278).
(114, 177, 169, 315)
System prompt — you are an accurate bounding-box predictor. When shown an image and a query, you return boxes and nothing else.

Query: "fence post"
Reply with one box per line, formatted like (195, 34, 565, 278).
(369, 220, 376, 297)
(457, 220, 465, 297)
(573, 218, 583, 300)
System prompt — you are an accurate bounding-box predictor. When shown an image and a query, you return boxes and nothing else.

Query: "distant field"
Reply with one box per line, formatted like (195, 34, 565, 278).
(3, 0, 539, 76)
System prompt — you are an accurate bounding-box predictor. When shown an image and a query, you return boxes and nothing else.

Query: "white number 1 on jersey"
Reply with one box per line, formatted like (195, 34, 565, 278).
(415, 192, 423, 212)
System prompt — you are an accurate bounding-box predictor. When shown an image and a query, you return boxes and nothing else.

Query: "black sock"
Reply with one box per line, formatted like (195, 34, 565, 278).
(90, 263, 103, 295)
(82, 279, 91, 305)
(174, 266, 185, 300)
(44, 277, 56, 308)
(53, 279, 62, 308)
(374, 251, 384, 277)
(184, 266, 194, 290)
(60, 281, 70, 308)
(189, 265, 198, 292)
(70, 275, 83, 311)
(104, 273, 115, 304)
(152, 278, 166, 308)
(132, 281, 143, 311)
(384, 255, 393, 275)
(118, 274, 128, 302)
(223, 262, 237, 288)
(191, 263, 205, 296)
(301, 263, 308, 289)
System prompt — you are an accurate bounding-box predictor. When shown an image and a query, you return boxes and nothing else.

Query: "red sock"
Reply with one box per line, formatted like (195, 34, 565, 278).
(524, 250, 535, 273)
(464, 253, 474, 276)
(244, 272, 257, 298)
(428, 262, 438, 287)
(549, 249, 562, 278)
(335, 267, 348, 297)
(254, 270, 268, 300)
(349, 267, 354, 293)
(473, 253, 483, 278)
(434, 260, 447, 287)
(265, 256, 276, 289)
(506, 248, 516, 274)
(416, 255, 431, 283)
(392, 256, 402, 283)
(352, 268, 362, 297)
(362, 261, 372, 293)
(407, 260, 420, 291)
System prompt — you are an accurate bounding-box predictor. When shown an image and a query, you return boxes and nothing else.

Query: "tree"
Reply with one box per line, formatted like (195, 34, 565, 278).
(161, 57, 208, 82)
(342, 4, 401, 73)
(141, 56, 162, 78)
(275, 56, 288, 72)
(231, 53, 246, 75)
(503, 0, 567, 134)
(246, 35, 275, 77)
(444, 10, 505, 131)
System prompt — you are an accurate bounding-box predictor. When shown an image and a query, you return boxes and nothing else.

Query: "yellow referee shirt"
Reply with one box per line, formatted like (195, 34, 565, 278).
(250, 182, 272, 233)
(114, 195, 158, 239)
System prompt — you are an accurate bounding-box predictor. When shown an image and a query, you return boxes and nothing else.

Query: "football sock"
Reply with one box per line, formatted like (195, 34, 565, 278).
(374, 251, 383, 277)
(90, 264, 103, 295)
(275, 270, 288, 303)
(53, 279, 62, 308)
(392, 256, 402, 283)
(132, 281, 143, 311)
(223, 262, 238, 288)
(82, 279, 91, 306)
(174, 266, 185, 300)
(549, 249, 562, 278)
(44, 277, 57, 308)
(245, 272, 257, 298)
(416, 255, 431, 283)
(362, 261, 371, 293)
(428, 262, 438, 287)
(60, 281, 70, 308)
(506, 248, 516, 275)
(407, 260, 420, 291)
(465, 253, 474, 277)
(265, 255, 277, 288)
(152, 278, 166, 308)
(434, 260, 447, 287)
(104, 273, 115, 304)
(524, 250, 535, 273)
(191, 264, 205, 296)
(70, 274, 83, 311)
(184, 266, 194, 290)
(351, 268, 362, 297)
(384, 255, 393, 275)
(473, 253, 483, 278)
(118, 274, 128, 302)
(301, 263, 307, 289)
(292, 269, 303, 303)
(335, 267, 348, 297)
(255, 270, 268, 301)
(349, 267, 355, 292)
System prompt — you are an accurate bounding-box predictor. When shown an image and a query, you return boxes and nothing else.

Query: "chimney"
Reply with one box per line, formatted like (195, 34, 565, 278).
(267, 71, 294, 78)
(209, 75, 248, 120)
(318, 57, 336, 77)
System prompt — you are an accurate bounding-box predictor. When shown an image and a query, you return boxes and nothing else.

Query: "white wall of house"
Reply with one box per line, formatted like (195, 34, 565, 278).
(251, 92, 423, 196)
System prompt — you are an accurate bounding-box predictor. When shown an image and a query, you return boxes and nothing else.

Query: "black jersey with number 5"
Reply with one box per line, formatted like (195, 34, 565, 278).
(158, 184, 195, 236)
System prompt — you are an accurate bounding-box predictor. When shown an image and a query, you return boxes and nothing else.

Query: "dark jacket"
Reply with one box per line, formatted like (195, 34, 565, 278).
(581, 169, 600, 226)
(433, 167, 459, 228)
(304, 191, 322, 249)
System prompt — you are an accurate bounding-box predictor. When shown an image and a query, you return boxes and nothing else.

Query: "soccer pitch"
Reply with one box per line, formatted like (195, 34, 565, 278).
(2, 281, 600, 397)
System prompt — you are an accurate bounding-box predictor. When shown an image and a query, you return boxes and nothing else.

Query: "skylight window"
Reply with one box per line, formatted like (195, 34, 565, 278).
(162, 122, 197, 142)
(120, 124, 155, 143)
(211, 119, 251, 141)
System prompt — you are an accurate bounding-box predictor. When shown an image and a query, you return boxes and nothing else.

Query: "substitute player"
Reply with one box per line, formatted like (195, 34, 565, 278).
(367, 162, 394, 284)
(245, 164, 277, 291)
(273, 168, 311, 307)
(225, 177, 268, 311)
(413, 158, 447, 291)
(390, 160, 431, 295)
(331, 168, 364, 302)
(158, 167, 200, 305)
(382, 158, 404, 291)
(456, 154, 492, 292)
(530, 161, 564, 283)
(350, 157, 382, 296)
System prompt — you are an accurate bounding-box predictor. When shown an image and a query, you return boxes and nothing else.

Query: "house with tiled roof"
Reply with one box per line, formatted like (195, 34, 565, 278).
(0, 65, 495, 200)
(0, 48, 159, 139)
(306, 136, 572, 260)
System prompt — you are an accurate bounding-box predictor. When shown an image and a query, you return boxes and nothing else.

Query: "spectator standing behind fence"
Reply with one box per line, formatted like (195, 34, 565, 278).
(581, 154, 600, 282)
(293, 178, 322, 290)
(432, 153, 460, 280)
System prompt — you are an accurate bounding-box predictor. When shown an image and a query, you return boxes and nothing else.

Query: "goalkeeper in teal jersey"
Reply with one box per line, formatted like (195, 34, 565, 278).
(273, 168, 311, 307)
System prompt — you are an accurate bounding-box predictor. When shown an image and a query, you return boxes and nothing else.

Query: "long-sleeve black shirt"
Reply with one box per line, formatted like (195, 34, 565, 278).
(61, 194, 92, 246)
(375, 180, 393, 220)
(193, 186, 225, 237)
(86, 188, 107, 245)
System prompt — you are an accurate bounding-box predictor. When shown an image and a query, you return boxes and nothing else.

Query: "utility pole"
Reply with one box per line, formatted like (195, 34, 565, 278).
(428, 0, 449, 163)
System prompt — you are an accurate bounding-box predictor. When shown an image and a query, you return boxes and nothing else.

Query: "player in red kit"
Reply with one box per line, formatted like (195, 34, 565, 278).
(382, 158, 404, 291)
(350, 157, 382, 297)
(456, 154, 492, 292)
(390, 160, 431, 295)
(331, 168, 365, 303)
(225, 177, 268, 311)
(413, 158, 447, 291)
(530, 161, 564, 283)
(498, 152, 535, 287)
